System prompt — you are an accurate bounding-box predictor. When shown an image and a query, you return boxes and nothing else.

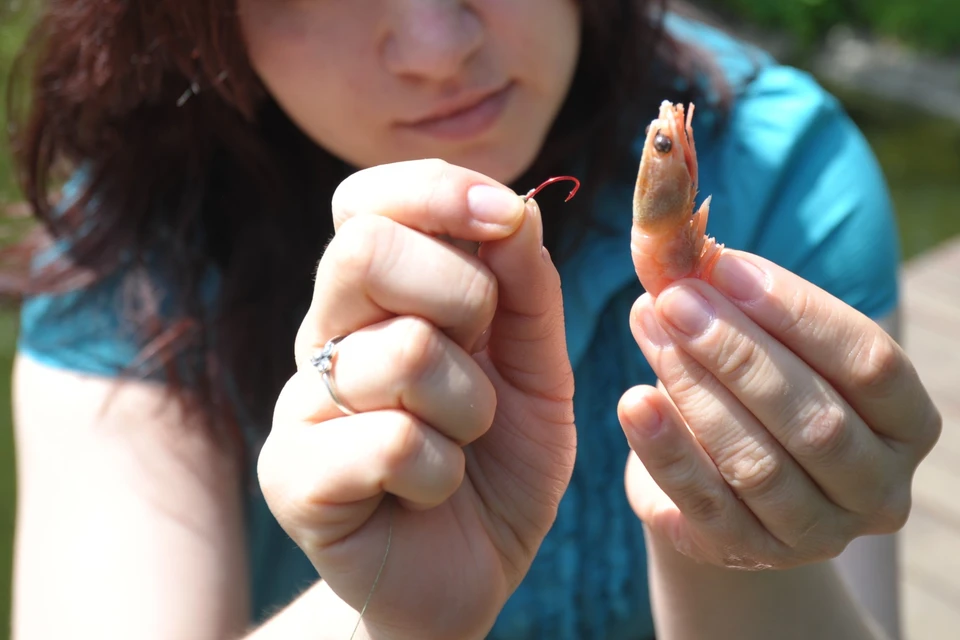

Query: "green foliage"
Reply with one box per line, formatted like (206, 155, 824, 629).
(0, 307, 16, 640)
(703, 0, 849, 48)
(1, 1, 39, 207)
(0, 5, 35, 637)
(701, 0, 960, 54)
(868, 0, 960, 54)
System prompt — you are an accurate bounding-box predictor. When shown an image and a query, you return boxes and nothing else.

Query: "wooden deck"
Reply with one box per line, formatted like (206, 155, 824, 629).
(900, 235, 960, 639)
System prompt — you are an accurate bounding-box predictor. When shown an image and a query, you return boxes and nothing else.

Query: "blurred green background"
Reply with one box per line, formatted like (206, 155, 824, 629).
(1, 1, 959, 637)
(1, 4, 35, 637)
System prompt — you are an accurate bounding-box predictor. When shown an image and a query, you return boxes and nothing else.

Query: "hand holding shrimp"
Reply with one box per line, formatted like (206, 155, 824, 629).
(620, 102, 941, 569)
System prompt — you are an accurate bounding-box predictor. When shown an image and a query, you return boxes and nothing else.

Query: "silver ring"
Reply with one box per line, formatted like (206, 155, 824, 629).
(309, 335, 357, 416)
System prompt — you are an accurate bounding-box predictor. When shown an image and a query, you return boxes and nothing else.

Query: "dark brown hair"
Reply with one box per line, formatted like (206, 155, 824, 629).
(4, 0, 730, 450)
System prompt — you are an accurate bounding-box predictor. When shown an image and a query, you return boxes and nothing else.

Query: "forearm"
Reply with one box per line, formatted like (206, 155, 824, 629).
(244, 581, 387, 640)
(645, 529, 888, 640)
(243, 580, 429, 640)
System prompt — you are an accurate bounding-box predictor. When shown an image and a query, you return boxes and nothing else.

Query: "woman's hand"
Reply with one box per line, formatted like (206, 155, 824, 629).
(257, 160, 576, 639)
(620, 250, 941, 570)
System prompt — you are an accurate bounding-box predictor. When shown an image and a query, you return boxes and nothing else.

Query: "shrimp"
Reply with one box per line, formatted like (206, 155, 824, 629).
(631, 100, 724, 297)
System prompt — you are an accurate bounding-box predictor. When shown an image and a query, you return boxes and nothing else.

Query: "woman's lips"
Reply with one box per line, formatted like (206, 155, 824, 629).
(398, 83, 514, 141)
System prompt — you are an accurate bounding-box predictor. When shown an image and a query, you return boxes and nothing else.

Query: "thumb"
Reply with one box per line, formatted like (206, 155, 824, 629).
(479, 198, 574, 402)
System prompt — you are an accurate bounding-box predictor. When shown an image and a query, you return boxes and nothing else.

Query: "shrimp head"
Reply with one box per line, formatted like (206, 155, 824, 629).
(631, 100, 722, 296)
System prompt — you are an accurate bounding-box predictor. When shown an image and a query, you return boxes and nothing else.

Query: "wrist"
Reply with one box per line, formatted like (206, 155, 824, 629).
(643, 526, 882, 640)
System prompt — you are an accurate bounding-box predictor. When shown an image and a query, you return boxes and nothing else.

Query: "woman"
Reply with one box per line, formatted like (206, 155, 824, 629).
(7, 1, 940, 638)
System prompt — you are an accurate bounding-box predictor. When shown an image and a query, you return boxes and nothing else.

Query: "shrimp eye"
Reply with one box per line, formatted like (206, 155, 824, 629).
(653, 132, 672, 154)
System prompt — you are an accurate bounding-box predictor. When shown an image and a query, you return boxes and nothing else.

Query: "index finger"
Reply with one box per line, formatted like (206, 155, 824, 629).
(331, 159, 526, 241)
(707, 250, 940, 450)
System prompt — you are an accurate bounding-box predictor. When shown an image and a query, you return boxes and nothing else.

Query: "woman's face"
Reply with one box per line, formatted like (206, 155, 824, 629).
(237, 0, 581, 184)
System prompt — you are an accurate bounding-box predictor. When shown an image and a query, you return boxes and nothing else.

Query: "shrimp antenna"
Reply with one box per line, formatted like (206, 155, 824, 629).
(523, 176, 581, 203)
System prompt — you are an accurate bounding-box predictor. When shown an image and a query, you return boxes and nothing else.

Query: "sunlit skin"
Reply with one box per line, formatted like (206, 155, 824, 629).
(237, 0, 581, 185)
(631, 101, 723, 296)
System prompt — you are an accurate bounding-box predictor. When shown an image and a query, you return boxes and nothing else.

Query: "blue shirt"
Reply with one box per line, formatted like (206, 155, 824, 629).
(17, 16, 900, 640)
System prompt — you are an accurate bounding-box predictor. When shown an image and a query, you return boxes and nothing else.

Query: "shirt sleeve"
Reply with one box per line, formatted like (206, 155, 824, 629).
(18, 269, 154, 378)
(16, 171, 217, 380)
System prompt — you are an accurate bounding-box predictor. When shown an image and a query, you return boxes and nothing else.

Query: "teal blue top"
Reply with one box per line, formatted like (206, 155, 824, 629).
(17, 16, 900, 640)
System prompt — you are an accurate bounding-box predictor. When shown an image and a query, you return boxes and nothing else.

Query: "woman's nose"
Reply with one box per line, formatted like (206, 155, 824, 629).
(382, 0, 484, 82)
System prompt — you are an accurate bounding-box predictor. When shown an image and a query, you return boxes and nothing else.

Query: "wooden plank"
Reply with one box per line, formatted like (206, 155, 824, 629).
(903, 236, 960, 275)
(900, 238, 960, 640)
(902, 505, 960, 601)
(903, 580, 960, 640)
(902, 290, 960, 334)
(918, 393, 960, 459)
(903, 261, 960, 291)
(912, 455, 960, 527)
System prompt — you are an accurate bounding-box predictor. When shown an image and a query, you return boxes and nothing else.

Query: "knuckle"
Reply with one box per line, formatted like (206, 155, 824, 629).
(417, 158, 453, 209)
(852, 333, 905, 397)
(420, 157, 453, 181)
(379, 412, 428, 473)
(716, 332, 762, 387)
(683, 487, 728, 526)
(723, 443, 785, 497)
(918, 405, 944, 456)
(653, 444, 728, 526)
(794, 527, 849, 563)
(825, 531, 852, 558)
(393, 317, 447, 384)
(255, 435, 281, 500)
(794, 511, 848, 559)
(330, 171, 362, 217)
(330, 215, 391, 279)
(660, 356, 711, 403)
(786, 403, 850, 464)
(871, 484, 912, 533)
(457, 264, 498, 326)
(928, 402, 944, 436)
(779, 288, 818, 339)
(671, 469, 727, 526)
(256, 437, 326, 541)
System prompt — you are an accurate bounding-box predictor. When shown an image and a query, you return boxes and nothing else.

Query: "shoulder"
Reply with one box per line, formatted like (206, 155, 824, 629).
(18, 168, 223, 380)
(664, 13, 865, 196)
(669, 14, 900, 318)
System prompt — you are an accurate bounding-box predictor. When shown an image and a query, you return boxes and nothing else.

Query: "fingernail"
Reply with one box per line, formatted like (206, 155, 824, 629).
(631, 408, 664, 438)
(624, 392, 664, 438)
(467, 185, 524, 227)
(525, 198, 544, 247)
(640, 306, 672, 348)
(660, 286, 715, 337)
(711, 254, 768, 303)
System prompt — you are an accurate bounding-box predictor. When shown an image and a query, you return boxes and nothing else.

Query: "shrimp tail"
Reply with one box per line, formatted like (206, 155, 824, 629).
(691, 195, 724, 280)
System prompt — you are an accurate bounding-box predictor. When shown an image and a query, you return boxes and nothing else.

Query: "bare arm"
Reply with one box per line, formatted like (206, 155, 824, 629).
(11, 354, 252, 639)
(645, 530, 888, 640)
(12, 354, 397, 640)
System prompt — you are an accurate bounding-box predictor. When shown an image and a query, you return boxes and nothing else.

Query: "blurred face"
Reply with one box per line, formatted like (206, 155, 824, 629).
(237, 0, 581, 184)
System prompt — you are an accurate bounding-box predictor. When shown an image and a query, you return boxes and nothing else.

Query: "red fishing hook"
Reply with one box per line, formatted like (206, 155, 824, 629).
(522, 175, 581, 203)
